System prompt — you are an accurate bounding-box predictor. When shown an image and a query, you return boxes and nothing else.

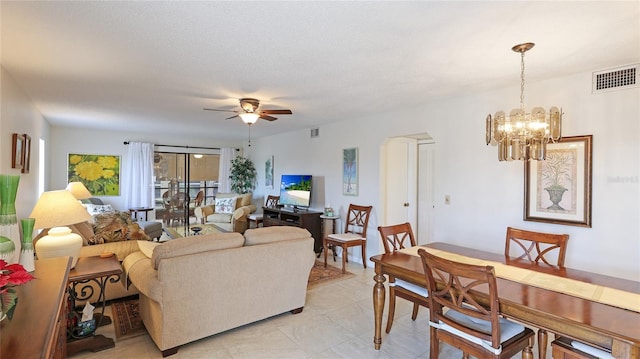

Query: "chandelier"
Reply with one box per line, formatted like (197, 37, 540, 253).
(486, 42, 562, 161)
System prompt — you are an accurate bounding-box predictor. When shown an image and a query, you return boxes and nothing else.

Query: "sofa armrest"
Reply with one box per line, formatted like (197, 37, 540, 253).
(231, 205, 257, 233)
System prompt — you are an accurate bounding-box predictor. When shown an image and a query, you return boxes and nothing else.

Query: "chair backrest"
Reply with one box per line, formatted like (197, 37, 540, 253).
(265, 195, 279, 207)
(171, 192, 189, 209)
(505, 227, 569, 267)
(343, 204, 373, 237)
(378, 222, 416, 254)
(418, 248, 501, 350)
(193, 190, 204, 207)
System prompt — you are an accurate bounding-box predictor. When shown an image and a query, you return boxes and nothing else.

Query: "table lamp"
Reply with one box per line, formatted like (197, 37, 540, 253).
(29, 190, 92, 268)
(66, 181, 92, 200)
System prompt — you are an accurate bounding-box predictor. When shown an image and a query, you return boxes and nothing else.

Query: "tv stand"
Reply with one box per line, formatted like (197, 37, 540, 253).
(263, 206, 323, 253)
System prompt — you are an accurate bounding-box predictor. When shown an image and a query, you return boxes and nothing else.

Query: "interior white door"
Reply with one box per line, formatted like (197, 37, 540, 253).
(417, 141, 435, 245)
(381, 137, 417, 229)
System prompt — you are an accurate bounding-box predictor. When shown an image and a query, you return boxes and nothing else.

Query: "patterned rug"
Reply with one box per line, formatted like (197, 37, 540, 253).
(111, 298, 146, 340)
(307, 260, 354, 289)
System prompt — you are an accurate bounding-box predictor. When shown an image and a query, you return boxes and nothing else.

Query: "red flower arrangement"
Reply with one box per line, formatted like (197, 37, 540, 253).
(0, 260, 35, 320)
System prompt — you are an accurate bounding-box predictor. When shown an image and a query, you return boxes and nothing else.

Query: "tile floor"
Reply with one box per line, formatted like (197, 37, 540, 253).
(72, 256, 545, 359)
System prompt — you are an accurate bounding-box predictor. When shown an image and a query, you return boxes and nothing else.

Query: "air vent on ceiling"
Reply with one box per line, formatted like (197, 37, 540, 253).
(310, 128, 320, 138)
(592, 64, 638, 93)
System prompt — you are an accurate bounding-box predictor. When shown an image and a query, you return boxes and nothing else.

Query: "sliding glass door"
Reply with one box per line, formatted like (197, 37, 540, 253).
(153, 151, 219, 227)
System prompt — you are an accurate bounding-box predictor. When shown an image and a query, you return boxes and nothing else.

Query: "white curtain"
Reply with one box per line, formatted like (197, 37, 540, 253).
(218, 147, 237, 193)
(123, 142, 154, 208)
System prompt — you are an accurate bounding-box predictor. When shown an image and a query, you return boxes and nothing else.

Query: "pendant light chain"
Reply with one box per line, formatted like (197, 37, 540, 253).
(520, 51, 526, 110)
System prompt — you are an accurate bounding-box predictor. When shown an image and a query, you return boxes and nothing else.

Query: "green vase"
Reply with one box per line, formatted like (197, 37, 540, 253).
(19, 218, 35, 272)
(0, 175, 20, 264)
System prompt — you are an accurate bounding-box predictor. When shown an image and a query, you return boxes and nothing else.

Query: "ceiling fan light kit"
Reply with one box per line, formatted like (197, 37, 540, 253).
(485, 42, 563, 162)
(239, 113, 259, 124)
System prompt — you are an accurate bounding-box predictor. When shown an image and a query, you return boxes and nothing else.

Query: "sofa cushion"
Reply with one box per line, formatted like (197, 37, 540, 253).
(215, 197, 237, 214)
(151, 232, 245, 269)
(217, 192, 252, 209)
(208, 213, 233, 223)
(244, 226, 312, 246)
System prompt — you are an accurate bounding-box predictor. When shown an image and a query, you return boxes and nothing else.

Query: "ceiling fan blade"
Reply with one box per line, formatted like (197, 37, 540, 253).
(203, 108, 237, 113)
(225, 115, 239, 120)
(260, 114, 278, 121)
(260, 109, 292, 115)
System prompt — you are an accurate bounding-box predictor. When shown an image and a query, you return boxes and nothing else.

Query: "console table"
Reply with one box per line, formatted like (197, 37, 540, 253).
(262, 206, 323, 253)
(1, 257, 71, 359)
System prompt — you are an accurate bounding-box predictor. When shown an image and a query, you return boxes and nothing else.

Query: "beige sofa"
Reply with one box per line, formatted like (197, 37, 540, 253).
(123, 226, 315, 357)
(193, 192, 257, 233)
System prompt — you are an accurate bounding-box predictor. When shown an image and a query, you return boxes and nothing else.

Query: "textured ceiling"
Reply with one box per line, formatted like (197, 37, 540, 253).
(2, 1, 639, 141)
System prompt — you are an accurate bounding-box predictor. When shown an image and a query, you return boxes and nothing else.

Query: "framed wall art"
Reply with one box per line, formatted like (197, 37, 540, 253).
(21, 134, 31, 174)
(343, 147, 358, 196)
(524, 135, 592, 227)
(11, 133, 25, 170)
(265, 155, 274, 189)
(68, 153, 121, 196)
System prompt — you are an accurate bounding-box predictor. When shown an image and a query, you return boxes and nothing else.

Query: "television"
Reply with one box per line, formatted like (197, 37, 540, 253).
(279, 174, 312, 209)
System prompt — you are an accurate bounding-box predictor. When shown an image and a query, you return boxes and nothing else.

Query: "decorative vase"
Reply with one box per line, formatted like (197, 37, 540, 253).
(0, 175, 20, 264)
(19, 218, 36, 272)
(545, 186, 568, 211)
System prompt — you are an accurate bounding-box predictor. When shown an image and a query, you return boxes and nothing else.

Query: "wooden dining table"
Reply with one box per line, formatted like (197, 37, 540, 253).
(370, 242, 640, 358)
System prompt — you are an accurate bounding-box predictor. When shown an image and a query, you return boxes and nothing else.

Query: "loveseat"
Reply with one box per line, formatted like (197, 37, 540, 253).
(193, 192, 257, 233)
(123, 226, 315, 357)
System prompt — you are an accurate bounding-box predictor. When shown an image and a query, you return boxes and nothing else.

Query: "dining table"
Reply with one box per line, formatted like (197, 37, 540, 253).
(370, 242, 640, 358)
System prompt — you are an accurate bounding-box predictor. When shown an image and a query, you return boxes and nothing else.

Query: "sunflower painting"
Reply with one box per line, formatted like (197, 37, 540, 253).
(68, 154, 120, 196)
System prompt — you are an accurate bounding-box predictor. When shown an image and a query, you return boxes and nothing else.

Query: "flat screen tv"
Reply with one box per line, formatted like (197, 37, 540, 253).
(279, 174, 312, 209)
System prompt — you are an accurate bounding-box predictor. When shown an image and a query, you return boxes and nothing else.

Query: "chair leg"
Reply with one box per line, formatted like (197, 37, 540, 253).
(385, 289, 396, 333)
(323, 239, 328, 268)
(430, 327, 439, 359)
(411, 302, 419, 321)
(361, 241, 367, 268)
(341, 244, 347, 274)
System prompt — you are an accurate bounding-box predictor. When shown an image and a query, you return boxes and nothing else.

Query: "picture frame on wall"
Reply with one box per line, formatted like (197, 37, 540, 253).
(524, 135, 593, 227)
(265, 155, 274, 189)
(11, 133, 25, 170)
(343, 147, 358, 196)
(21, 134, 31, 174)
(68, 153, 121, 196)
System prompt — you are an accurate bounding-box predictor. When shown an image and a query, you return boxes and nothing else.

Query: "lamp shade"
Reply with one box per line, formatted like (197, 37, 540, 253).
(66, 181, 92, 200)
(30, 190, 92, 230)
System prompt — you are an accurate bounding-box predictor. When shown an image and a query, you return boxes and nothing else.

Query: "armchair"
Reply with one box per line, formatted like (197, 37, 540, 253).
(193, 192, 256, 233)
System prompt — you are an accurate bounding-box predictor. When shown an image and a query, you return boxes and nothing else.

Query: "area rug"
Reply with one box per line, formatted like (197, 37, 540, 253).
(111, 298, 146, 340)
(307, 260, 354, 289)
(164, 223, 224, 239)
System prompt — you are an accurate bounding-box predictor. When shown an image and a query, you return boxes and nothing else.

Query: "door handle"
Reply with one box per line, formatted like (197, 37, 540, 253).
(403, 203, 409, 207)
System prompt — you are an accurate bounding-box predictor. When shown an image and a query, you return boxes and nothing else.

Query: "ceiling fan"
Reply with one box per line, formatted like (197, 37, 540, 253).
(204, 98, 292, 124)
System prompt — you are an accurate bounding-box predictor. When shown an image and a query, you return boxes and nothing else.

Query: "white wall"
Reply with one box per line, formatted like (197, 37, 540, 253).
(248, 68, 640, 281)
(50, 126, 243, 211)
(0, 66, 50, 220)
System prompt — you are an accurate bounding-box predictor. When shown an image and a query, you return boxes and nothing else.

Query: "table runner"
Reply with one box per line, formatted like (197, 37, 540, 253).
(399, 246, 640, 313)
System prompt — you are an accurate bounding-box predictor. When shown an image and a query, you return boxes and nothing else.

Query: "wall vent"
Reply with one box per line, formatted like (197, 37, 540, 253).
(592, 64, 638, 93)
(310, 128, 320, 138)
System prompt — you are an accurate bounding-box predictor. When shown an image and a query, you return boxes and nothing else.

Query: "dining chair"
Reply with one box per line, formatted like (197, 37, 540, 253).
(418, 248, 535, 359)
(165, 192, 189, 226)
(505, 226, 569, 358)
(248, 195, 280, 228)
(324, 204, 372, 274)
(551, 336, 614, 359)
(378, 222, 429, 334)
(505, 226, 569, 266)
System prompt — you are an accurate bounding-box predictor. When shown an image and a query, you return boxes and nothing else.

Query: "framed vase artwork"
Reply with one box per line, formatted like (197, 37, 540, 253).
(524, 135, 592, 227)
(265, 155, 274, 189)
(343, 147, 358, 196)
(68, 153, 121, 196)
(11, 134, 25, 170)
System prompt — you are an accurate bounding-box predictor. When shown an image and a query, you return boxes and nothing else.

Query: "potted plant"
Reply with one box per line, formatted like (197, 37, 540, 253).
(229, 156, 257, 194)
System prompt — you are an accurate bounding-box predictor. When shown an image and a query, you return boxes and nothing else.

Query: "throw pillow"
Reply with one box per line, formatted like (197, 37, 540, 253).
(85, 203, 115, 216)
(215, 197, 237, 214)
